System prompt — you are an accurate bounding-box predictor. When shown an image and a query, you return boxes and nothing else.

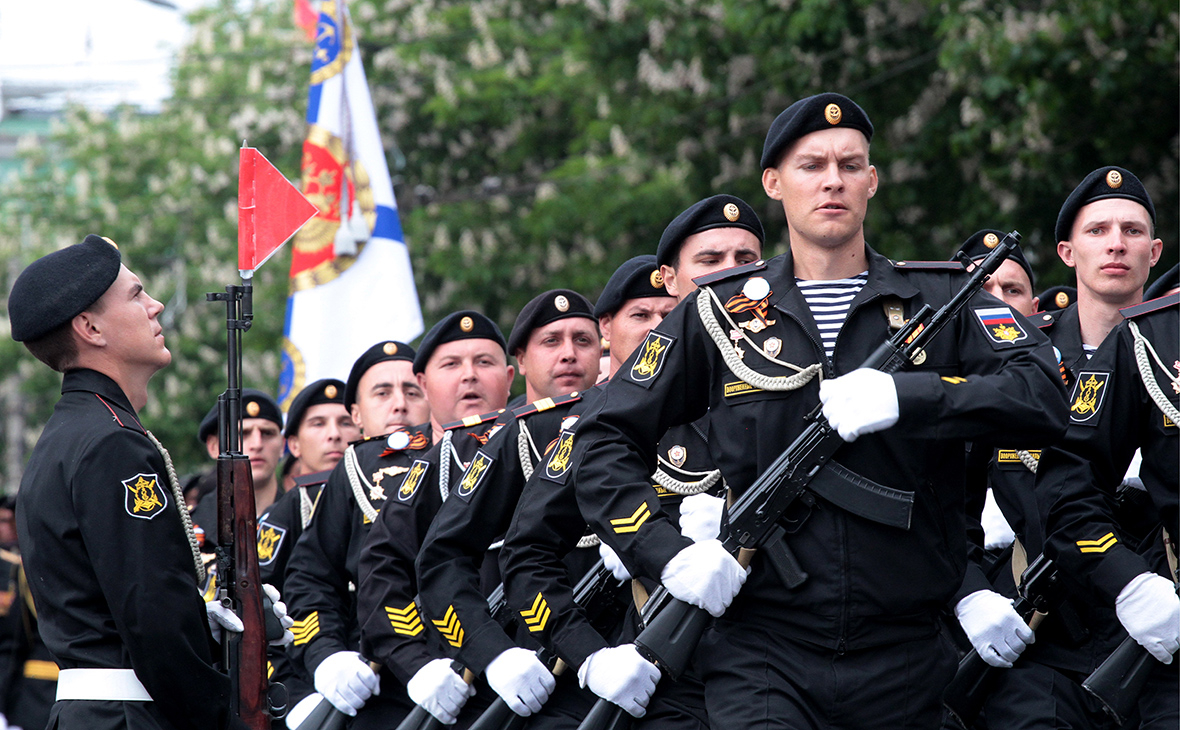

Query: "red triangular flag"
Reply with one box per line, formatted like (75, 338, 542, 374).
(238, 147, 318, 273)
(293, 0, 317, 42)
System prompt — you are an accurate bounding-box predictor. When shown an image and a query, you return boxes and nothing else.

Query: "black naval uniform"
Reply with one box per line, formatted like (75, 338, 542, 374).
(0, 549, 56, 730)
(285, 426, 431, 727)
(570, 248, 1067, 729)
(15, 369, 244, 730)
(1038, 293, 1179, 727)
(356, 411, 504, 716)
(501, 390, 720, 729)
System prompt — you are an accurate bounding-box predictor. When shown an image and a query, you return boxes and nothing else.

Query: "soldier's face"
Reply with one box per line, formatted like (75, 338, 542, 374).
(600, 296, 677, 377)
(242, 417, 284, 485)
(762, 127, 877, 252)
(979, 259, 1037, 317)
(419, 339, 513, 424)
(1059, 199, 1162, 304)
(351, 360, 430, 435)
(287, 403, 358, 473)
(661, 228, 762, 300)
(515, 318, 601, 400)
(87, 265, 171, 373)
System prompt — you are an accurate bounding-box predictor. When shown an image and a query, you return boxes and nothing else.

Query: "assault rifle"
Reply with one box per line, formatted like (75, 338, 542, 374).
(208, 278, 287, 729)
(577, 231, 1024, 730)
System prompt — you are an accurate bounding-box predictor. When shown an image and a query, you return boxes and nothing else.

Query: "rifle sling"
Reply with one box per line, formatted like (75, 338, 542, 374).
(807, 460, 914, 529)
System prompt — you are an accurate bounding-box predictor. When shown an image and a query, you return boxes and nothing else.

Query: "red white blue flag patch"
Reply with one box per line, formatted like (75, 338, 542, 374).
(974, 306, 1029, 347)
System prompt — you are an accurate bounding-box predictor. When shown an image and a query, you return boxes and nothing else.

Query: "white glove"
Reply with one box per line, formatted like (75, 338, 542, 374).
(678, 494, 724, 543)
(1116, 572, 1180, 663)
(954, 590, 1035, 668)
(819, 368, 899, 442)
(0, 712, 8, 730)
(660, 539, 746, 617)
(578, 644, 661, 717)
(285, 693, 326, 730)
(314, 651, 380, 716)
(599, 542, 632, 581)
(263, 583, 296, 646)
(205, 598, 244, 643)
(407, 658, 476, 725)
(484, 647, 556, 716)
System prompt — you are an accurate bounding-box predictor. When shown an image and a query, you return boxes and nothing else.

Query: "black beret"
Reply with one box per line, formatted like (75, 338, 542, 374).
(1037, 285, 1077, 312)
(1055, 166, 1155, 243)
(507, 289, 596, 354)
(9, 234, 122, 342)
(198, 388, 283, 444)
(656, 194, 765, 267)
(344, 341, 417, 410)
(1144, 263, 1178, 301)
(761, 92, 874, 170)
(284, 378, 347, 437)
(955, 229, 1035, 289)
(595, 255, 674, 318)
(413, 311, 507, 374)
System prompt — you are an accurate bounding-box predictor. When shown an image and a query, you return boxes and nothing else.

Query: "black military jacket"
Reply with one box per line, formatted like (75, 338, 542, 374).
(257, 471, 327, 591)
(571, 246, 1067, 651)
(285, 426, 431, 677)
(501, 394, 722, 669)
(0, 550, 55, 730)
(15, 369, 244, 730)
(1040, 293, 1179, 605)
(416, 393, 591, 674)
(356, 411, 503, 684)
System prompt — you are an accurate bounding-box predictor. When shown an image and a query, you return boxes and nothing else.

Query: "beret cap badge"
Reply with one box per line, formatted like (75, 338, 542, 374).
(825, 103, 842, 125)
(1106, 170, 1123, 189)
(554, 295, 570, 312)
(383, 342, 398, 355)
(324, 384, 338, 399)
(983, 232, 1000, 249)
(246, 401, 260, 417)
(1055, 291, 1070, 308)
(460, 316, 474, 332)
(723, 203, 740, 222)
(650, 269, 664, 289)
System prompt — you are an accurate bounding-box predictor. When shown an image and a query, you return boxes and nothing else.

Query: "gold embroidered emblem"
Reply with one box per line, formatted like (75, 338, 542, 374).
(723, 203, 740, 222)
(383, 342, 398, 355)
(650, 269, 664, 289)
(457, 452, 493, 499)
(123, 474, 166, 520)
(398, 460, 428, 502)
(1105, 170, 1122, 189)
(257, 524, 284, 564)
(629, 332, 674, 383)
(992, 324, 1021, 342)
(1071, 374, 1106, 417)
(246, 401, 260, 417)
(825, 103, 842, 124)
(545, 432, 574, 477)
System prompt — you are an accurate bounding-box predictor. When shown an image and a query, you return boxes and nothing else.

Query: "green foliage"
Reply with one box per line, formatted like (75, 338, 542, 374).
(1, 0, 1176, 480)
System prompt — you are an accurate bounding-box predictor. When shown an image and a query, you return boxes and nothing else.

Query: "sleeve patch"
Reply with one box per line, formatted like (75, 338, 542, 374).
(541, 430, 575, 484)
(455, 451, 495, 502)
(123, 473, 167, 520)
(432, 605, 464, 648)
(610, 502, 652, 534)
(625, 331, 676, 388)
(972, 306, 1030, 348)
(1077, 532, 1118, 553)
(520, 592, 551, 633)
(256, 521, 287, 566)
(292, 611, 320, 645)
(386, 602, 424, 636)
(397, 459, 431, 502)
(941, 376, 967, 385)
(1068, 371, 1111, 426)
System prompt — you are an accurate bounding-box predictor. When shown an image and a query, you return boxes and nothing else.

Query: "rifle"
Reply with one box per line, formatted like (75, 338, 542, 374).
(577, 231, 1024, 730)
(942, 553, 1063, 727)
(208, 278, 287, 728)
(469, 559, 626, 730)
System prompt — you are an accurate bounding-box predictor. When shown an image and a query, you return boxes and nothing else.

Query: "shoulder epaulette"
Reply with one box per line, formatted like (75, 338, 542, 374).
(293, 469, 332, 488)
(1031, 310, 1059, 329)
(511, 391, 583, 419)
(691, 259, 768, 287)
(892, 260, 966, 272)
(1120, 292, 1179, 320)
(442, 408, 506, 431)
(94, 394, 147, 434)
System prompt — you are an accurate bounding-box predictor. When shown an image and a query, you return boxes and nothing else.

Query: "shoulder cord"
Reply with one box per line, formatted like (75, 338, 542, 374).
(299, 486, 314, 528)
(1129, 320, 1180, 423)
(518, 421, 540, 480)
(697, 286, 822, 391)
(146, 430, 206, 584)
(653, 460, 723, 495)
(439, 430, 462, 502)
(1016, 450, 1039, 474)
(344, 444, 380, 524)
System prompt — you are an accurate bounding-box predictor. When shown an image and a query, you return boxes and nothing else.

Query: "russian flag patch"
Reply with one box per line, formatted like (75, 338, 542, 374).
(973, 306, 1029, 347)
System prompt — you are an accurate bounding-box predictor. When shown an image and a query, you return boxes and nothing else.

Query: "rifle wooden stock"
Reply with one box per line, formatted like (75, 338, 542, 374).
(1082, 634, 1166, 724)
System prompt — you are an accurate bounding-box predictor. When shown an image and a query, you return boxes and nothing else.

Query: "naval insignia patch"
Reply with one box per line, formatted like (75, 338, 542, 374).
(1068, 371, 1111, 426)
(398, 460, 430, 502)
(455, 452, 494, 502)
(973, 306, 1029, 348)
(123, 473, 167, 520)
(627, 331, 675, 387)
(542, 430, 576, 483)
(256, 520, 287, 566)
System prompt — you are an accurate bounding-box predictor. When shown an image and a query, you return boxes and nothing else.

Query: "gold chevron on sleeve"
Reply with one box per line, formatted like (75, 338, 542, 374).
(940, 376, 967, 384)
(431, 605, 465, 648)
(291, 611, 320, 646)
(386, 601, 425, 637)
(610, 502, 651, 534)
(1077, 532, 1118, 553)
(520, 592, 551, 633)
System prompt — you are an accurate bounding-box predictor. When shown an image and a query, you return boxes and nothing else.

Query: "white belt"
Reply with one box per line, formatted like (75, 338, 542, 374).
(56, 668, 152, 701)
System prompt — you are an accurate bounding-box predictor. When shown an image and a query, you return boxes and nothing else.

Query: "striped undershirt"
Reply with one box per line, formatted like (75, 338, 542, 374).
(796, 272, 869, 359)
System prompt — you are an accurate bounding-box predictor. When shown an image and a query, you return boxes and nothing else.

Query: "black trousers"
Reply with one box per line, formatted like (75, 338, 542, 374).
(696, 620, 956, 730)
